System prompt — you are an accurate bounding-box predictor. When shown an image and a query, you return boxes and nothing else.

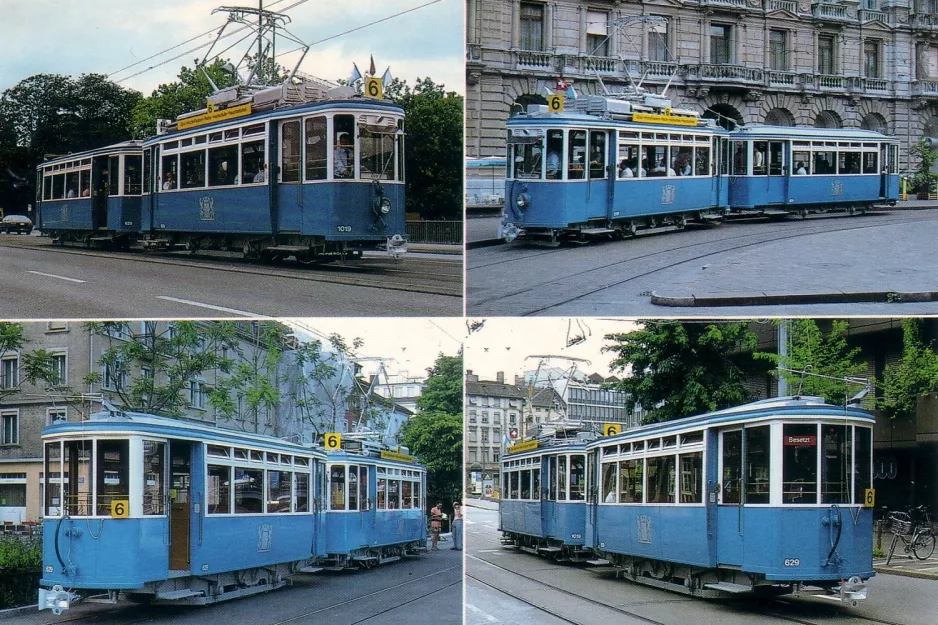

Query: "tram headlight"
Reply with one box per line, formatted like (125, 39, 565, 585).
(375, 196, 392, 215)
(516, 193, 530, 210)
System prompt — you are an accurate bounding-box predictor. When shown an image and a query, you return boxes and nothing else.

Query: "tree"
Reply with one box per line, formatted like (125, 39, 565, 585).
(604, 322, 758, 423)
(878, 319, 938, 419)
(754, 320, 866, 405)
(0, 323, 26, 400)
(399, 353, 463, 505)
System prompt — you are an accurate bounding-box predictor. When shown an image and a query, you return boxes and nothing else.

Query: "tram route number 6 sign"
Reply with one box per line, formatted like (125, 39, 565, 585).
(864, 488, 876, 508)
(111, 500, 129, 518)
(325, 433, 342, 450)
(547, 94, 565, 113)
(365, 77, 384, 100)
(603, 423, 621, 437)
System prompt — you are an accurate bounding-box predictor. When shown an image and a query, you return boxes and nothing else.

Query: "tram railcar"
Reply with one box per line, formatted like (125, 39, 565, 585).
(725, 126, 900, 216)
(585, 396, 874, 605)
(36, 81, 408, 260)
(499, 93, 729, 244)
(499, 437, 592, 561)
(38, 411, 328, 614)
(321, 442, 427, 569)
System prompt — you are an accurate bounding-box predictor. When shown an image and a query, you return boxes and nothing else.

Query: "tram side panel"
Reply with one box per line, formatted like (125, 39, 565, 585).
(610, 178, 722, 221)
(153, 187, 273, 237)
(292, 182, 406, 244)
(106, 196, 142, 234)
(39, 199, 94, 234)
(595, 505, 710, 567)
(547, 501, 586, 546)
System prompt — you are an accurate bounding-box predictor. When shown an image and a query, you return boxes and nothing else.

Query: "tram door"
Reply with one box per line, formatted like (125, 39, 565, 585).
(587, 131, 611, 217)
(585, 451, 598, 546)
(716, 430, 744, 566)
(91, 156, 109, 230)
(879, 144, 888, 198)
(277, 119, 303, 232)
(168, 441, 191, 571)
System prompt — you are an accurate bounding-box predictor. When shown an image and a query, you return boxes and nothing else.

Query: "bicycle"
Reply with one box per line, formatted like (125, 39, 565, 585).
(885, 506, 936, 565)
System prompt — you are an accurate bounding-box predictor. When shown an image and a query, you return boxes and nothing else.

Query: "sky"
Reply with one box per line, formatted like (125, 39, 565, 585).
(0, 0, 464, 96)
(285, 317, 463, 379)
(463, 318, 641, 382)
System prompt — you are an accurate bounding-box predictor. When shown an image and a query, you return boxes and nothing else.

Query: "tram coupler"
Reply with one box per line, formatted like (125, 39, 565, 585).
(386, 234, 407, 259)
(38, 585, 79, 615)
(499, 222, 521, 243)
(836, 576, 867, 607)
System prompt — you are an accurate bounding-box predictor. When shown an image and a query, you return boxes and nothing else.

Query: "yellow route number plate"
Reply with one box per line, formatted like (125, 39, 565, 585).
(547, 94, 564, 113)
(603, 423, 621, 437)
(864, 488, 875, 508)
(111, 500, 129, 518)
(325, 433, 342, 450)
(364, 77, 383, 100)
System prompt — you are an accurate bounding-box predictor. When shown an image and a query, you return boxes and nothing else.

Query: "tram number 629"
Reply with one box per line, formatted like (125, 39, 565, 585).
(783, 558, 800, 567)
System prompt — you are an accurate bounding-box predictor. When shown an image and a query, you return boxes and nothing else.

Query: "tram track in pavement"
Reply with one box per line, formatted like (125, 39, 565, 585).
(468, 212, 937, 314)
(0, 238, 462, 298)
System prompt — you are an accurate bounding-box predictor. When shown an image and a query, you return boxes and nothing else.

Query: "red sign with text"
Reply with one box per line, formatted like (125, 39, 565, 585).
(784, 435, 817, 446)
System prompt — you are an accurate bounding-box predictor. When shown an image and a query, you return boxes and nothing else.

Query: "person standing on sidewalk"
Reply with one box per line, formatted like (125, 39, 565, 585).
(451, 502, 463, 550)
(430, 502, 443, 550)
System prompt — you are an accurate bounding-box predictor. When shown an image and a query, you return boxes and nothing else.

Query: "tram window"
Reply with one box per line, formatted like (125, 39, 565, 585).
(618, 459, 643, 503)
(547, 456, 557, 500)
(348, 465, 359, 510)
(359, 127, 395, 180)
(569, 455, 585, 501)
(813, 151, 835, 175)
(225, 129, 240, 141)
(546, 130, 563, 179)
(646, 456, 675, 504)
(694, 146, 710, 176)
(44, 442, 61, 516)
(662, 436, 676, 449)
(589, 131, 606, 179)
(721, 430, 742, 504)
(839, 152, 861, 175)
(532, 468, 540, 500)
(143, 149, 151, 194)
(267, 453, 279, 463)
(96, 439, 129, 516)
(360, 466, 369, 510)
(207, 464, 231, 514)
(234, 467, 263, 513)
(889, 144, 898, 173)
(768, 142, 783, 176)
(181, 150, 206, 188)
(567, 130, 586, 180)
(281, 120, 301, 183)
(207, 445, 229, 458)
(745, 426, 770, 504)
(161, 154, 178, 190)
(792, 151, 810, 175)
(181, 138, 193, 147)
(618, 144, 640, 178)
(334, 115, 356, 179)
(511, 141, 543, 179)
(233, 448, 248, 461)
(267, 470, 292, 513)
(402, 480, 413, 508)
(107, 156, 120, 196)
(304, 116, 327, 181)
(854, 426, 872, 504)
(863, 152, 878, 174)
(679, 453, 703, 503)
(42, 176, 52, 201)
(241, 141, 266, 184)
(53, 174, 65, 200)
(731, 142, 748, 176)
(601, 462, 617, 503)
(65, 171, 79, 198)
(509, 471, 519, 499)
(208, 145, 238, 186)
(783, 424, 818, 504)
(142, 440, 165, 515)
(295, 472, 309, 512)
(330, 465, 346, 510)
(681, 432, 703, 447)
(388, 479, 400, 509)
(125, 155, 142, 195)
(822, 425, 851, 504)
(243, 123, 265, 137)
(674, 146, 693, 176)
(753, 141, 768, 175)
(520, 469, 531, 499)
(66, 440, 92, 515)
(209, 132, 223, 143)
(250, 450, 263, 462)
(646, 145, 671, 177)
(377, 478, 386, 508)
(396, 120, 405, 181)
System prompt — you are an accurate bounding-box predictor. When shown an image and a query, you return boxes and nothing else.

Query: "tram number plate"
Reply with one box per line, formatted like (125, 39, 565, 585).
(783, 558, 800, 567)
(337, 225, 352, 232)
(111, 500, 129, 518)
(571, 533, 582, 539)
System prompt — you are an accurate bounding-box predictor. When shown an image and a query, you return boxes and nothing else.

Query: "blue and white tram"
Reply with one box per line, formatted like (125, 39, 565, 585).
(726, 126, 900, 216)
(37, 141, 143, 247)
(38, 411, 327, 614)
(321, 447, 427, 568)
(499, 94, 729, 244)
(499, 439, 591, 560)
(585, 396, 874, 605)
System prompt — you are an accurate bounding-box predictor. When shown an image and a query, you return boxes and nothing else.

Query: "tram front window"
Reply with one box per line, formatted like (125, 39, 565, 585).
(510, 141, 543, 179)
(721, 430, 742, 504)
(569, 455, 585, 501)
(567, 131, 586, 180)
(822, 425, 851, 504)
(96, 439, 129, 516)
(783, 424, 818, 504)
(601, 462, 617, 503)
(854, 427, 872, 504)
(359, 127, 395, 180)
(330, 466, 346, 510)
(745, 426, 770, 504)
(546, 130, 563, 179)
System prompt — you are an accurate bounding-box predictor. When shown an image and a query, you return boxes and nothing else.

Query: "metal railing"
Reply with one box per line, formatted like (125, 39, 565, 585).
(858, 9, 890, 23)
(768, 0, 798, 12)
(405, 221, 463, 245)
(812, 2, 849, 19)
(516, 51, 554, 70)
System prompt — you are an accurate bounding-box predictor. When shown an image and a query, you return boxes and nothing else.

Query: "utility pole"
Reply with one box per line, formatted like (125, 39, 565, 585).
(258, 0, 264, 81)
(778, 320, 789, 396)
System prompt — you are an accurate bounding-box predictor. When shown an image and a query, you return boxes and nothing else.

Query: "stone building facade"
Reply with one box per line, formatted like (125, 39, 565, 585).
(466, 0, 938, 168)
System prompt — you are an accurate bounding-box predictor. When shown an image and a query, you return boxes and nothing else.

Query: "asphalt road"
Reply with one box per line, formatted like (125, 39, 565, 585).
(466, 505, 938, 625)
(0, 235, 461, 318)
(467, 209, 938, 316)
(10, 549, 462, 625)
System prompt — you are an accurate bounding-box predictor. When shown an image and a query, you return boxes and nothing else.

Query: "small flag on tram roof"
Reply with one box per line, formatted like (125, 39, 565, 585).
(382, 67, 393, 88)
(566, 85, 577, 100)
(349, 63, 362, 84)
(369, 55, 376, 76)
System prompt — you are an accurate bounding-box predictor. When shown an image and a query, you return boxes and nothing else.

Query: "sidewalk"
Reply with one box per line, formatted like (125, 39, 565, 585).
(406, 242, 463, 255)
(465, 498, 499, 511)
(873, 552, 938, 580)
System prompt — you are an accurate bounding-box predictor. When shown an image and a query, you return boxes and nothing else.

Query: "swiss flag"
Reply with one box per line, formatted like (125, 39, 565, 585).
(555, 78, 569, 91)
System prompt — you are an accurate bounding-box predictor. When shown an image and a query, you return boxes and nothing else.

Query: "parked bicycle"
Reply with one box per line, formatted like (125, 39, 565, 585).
(885, 505, 936, 564)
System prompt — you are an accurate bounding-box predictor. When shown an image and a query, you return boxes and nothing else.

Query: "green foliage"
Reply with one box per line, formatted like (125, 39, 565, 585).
(416, 353, 464, 415)
(604, 322, 757, 423)
(909, 137, 938, 194)
(386, 77, 463, 220)
(878, 319, 938, 419)
(754, 320, 866, 405)
(0, 536, 42, 572)
(0, 322, 25, 358)
(399, 410, 463, 505)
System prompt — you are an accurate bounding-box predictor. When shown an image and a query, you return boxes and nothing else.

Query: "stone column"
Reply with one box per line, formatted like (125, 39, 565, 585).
(512, 0, 520, 50)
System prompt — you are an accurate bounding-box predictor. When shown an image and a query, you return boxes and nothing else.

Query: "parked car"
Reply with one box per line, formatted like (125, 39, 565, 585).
(1, 214, 33, 234)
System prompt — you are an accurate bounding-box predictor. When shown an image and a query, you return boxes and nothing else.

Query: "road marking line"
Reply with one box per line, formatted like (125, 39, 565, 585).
(156, 296, 265, 318)
(465, 604, 499, 623)
(27, 271, 85, 283)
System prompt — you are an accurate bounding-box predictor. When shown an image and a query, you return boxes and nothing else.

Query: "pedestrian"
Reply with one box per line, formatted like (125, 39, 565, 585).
(451, 502, 463, 550)
(430, 502, 443, 550)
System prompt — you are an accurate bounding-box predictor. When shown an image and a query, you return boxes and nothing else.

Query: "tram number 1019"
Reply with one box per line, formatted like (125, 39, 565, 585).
(337, 225, 352, 232)
(783, 558, 801, 567)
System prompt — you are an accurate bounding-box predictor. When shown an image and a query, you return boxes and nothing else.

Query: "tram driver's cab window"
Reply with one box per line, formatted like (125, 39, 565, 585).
(783, 424, 818, 504)
(546, 130, 563, 179)
(569, 455, 585, 501)
(511, 138, 543, 179)
(330, 465, 346, 510)
(96, 439, 129, 516)
(822, 425, 850, 504)
(333, 115, 355, 179)
(601, 462, 617, 503)
(305, 116, 328, 181)
(359, 119, 396, 180)
(567, 131, 586, 180)
(589, 131, 606, 179)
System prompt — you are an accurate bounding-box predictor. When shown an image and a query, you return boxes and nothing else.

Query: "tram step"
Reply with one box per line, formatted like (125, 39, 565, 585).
(295, 566, 322, 573)
(519, 546, 540, 556)
(378, 556, 401, 564)
(85, 595, 119, 604)
(266, 245, 309, 253)
(580, 227, 616, 235)
(156, 589, 205, 601)
(89, 236, 114, 243)
(704, 582, 753, 594)
(586, 559, 611, 566)
(586, 566, 620, 574)
(537, 546, 562, 553)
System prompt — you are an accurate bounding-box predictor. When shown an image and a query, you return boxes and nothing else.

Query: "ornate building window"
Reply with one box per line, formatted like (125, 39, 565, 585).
(711, 24, 732, 65)
(864, 40, 882, 78)
(769, 30, 788, 71)
(520, 3, 545, 51)
(818, 34, 836, 75)
(586, 10, 609, 56)
(648, 19, 669, 62)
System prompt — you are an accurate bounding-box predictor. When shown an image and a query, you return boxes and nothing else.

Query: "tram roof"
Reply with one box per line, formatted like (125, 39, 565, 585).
(43, 410, 327, 458)
(730, 125, 897, 142)
(325, 448, 427, 470)
(588, 396, 875, 449)
(40, 140, 143, 168)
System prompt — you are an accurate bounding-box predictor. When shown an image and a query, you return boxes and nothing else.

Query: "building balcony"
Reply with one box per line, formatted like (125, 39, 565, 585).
(911, 80, 938, 96)
(766, 0, 799, 12)
(858, 9, 891, 24)
(583, 56, 619, 74)
(849, 76, 891, 93)
(694, 63, 764, 85)
(514, 50, 557, 72)
(624, 60, 681, 79)
(812, 2, 850, 20)
(910, 13, 938, 29)
(699, 0, 749, 8)
(767, 70, 798, 87)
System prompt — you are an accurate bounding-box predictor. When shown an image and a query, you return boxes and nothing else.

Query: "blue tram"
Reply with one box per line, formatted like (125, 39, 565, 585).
(499, 93, 729, 244)
(585, 396, 874, 605)
(321, 443, 427, 569)
(38, 411, 328, 613)
(499, 437, 591, 561)
(37, 141, 143, 247)
(726, 126, 900, 216)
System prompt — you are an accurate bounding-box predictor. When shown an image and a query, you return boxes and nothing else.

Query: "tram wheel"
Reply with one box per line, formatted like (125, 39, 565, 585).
(626, 222, 637, 237)
(799, 208, 808, 219)
(185, 239, 201, 254)
(675, 215, 687, 230)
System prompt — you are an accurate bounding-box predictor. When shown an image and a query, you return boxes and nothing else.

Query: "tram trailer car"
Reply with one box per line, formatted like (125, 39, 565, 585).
(499, 440, 591, 561)
(585, 396, 874, 605)
(38, 411, 328, 614)
(499, 94, 730, 245)
(725, 126, 900, 216)
(321, 449, 427, 569)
